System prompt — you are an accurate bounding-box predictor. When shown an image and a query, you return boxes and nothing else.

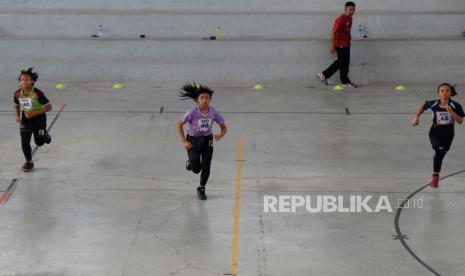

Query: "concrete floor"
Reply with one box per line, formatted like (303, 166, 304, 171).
(1, 81, 465, 276)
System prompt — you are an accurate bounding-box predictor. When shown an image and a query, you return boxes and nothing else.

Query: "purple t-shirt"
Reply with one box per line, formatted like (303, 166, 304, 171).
(183, 106, 225, 137)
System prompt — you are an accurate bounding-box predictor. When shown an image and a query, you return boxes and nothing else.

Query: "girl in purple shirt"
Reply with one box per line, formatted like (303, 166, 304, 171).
(176, 83, 227, 200)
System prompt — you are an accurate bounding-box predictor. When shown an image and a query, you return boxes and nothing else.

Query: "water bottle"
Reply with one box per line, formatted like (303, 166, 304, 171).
(358, 24, 363, 38)
(97, 24, 104, 37)
(215, 26, 222, 40)
(462, 25, 465, 38)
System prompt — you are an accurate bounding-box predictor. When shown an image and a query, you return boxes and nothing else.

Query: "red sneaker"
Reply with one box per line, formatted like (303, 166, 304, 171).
(430, 175, 439, 188)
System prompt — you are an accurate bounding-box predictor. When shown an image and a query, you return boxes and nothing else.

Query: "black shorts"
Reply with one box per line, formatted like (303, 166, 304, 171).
(20, 115, 47, 131)
(186, 135, 213, 149)
(429, 126, 454, 151)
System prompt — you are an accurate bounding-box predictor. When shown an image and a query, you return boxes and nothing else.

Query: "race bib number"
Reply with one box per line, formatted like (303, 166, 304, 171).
(436, 111, 453, 125)
(197, 119, 212, 132)
(19, 98, 33, 111)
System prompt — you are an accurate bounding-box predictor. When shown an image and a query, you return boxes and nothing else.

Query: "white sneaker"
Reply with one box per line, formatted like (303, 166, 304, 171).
(318, 73, 328, 85)
(342, 82, 358, 88)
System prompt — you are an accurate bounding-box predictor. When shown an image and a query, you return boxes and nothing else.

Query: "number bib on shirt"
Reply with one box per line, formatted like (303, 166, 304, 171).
(19, 98, 33, 111)
(197, 118, 212, 132)
(436, 111, 453, 125)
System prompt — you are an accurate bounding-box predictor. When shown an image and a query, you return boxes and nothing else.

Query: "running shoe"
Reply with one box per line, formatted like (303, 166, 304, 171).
(318, 73, 328, 85)
(197, 186, 207, 200)
(342, 82, 358, 88)
(430, 174, 439, 188)
(22, 162, 34, 172)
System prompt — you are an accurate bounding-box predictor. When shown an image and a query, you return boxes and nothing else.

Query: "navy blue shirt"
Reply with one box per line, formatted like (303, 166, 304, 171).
(423, 99, 465, 131)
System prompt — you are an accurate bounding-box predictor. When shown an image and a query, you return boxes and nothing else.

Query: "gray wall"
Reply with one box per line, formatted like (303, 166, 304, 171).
(0, 0, 464, 84)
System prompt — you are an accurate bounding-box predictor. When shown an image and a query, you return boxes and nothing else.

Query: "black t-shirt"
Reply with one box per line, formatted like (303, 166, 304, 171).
(423, 99, 465, 131)
(13, 88, 50, 124)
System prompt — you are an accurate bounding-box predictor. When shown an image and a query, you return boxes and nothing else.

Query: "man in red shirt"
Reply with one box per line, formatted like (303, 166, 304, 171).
(318, 2, 357, 88)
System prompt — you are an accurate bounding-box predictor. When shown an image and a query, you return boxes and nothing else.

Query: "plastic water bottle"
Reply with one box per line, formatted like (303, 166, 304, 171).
(358, 24, 364, 38)
(462, 25, 465, 38)
(215, 26, 222, 40)
(97, 24, 104, 37)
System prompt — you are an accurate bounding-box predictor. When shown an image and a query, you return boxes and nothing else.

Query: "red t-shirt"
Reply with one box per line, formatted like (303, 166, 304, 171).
(333, 14, 352, 47)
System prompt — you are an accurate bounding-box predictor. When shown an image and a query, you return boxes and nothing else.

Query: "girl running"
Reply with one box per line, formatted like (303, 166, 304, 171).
(13, 68, 52, 172)
(412, 83, 464, 187)
(176, 82, 227, 200)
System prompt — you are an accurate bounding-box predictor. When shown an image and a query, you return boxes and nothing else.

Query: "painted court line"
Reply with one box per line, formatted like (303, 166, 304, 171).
(230, 139, 244, 276)
(394, 168, 465, 276)
(0, 179, 18, 205)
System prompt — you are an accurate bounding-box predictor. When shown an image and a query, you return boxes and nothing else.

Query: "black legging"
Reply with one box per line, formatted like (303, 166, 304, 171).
(187, 135, 213, 186)
(20, 124, 48, 162)
(429, 127, 454, 173)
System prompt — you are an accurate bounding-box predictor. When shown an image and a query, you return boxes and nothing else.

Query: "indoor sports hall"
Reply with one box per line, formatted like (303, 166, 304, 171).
(1, 1, 465, 275)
